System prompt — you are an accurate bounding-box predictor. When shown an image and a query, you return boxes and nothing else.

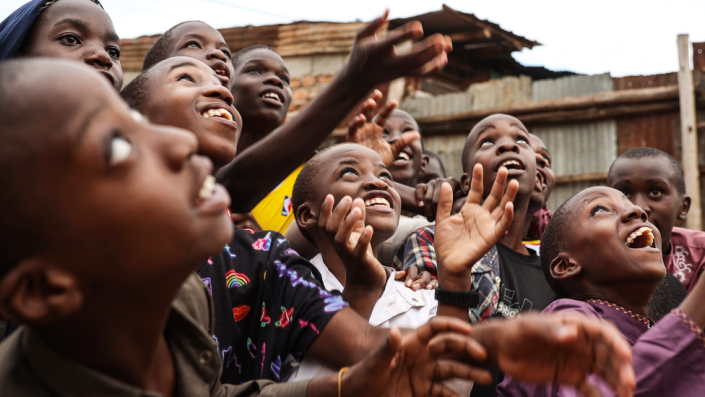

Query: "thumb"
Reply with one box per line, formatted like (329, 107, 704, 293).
(435, 182, 454, 224)
(390, 131, 421, 160)
(356, 9, 389, 39)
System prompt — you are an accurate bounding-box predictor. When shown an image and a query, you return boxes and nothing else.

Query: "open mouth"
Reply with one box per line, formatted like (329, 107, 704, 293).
(365, 197, 391, 208)
(199, 175, 216, 200)
(201, 108, 234, 121)
(625, 226, 655, 249)
(499, 159, 525, 171)
(260, 91, 283, 103)
(396, 152, 410, 162)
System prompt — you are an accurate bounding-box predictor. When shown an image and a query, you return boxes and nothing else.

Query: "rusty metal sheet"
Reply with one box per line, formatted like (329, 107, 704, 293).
(531, 73, 613, 101)
(613, 73, 678, 91)
(616, 112, 680, 159)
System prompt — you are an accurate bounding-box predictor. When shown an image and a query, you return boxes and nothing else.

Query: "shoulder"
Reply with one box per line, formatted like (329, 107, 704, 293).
(172, 273, 214, 334)
(0, 329, 51, 396)
(541, 298, 600, 320)
(670, 227, 705, 249)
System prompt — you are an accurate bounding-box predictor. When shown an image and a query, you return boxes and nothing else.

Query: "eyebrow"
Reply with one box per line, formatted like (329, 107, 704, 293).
(74, 102, 106, 148)
(646, 178, 668, 185)
(337, 159, 359, 167)
(168, 61, 198, 72)
(244, 59, 290, 75)
(581, 193, 607, 207)
(54, 18, 90, 31)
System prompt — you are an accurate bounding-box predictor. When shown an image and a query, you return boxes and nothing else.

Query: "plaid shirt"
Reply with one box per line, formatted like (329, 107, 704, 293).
(393, 225, 501, 324)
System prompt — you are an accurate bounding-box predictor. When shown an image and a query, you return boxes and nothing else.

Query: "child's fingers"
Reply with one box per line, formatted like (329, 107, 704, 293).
(317, 195, 335, 230)
(346, 115, 366, 142)
(404, 265, 419, 288)
(408, 50, 448, 77)
(428, 333, 487, 363)
(394, 33, 445, 68)
(373, 100, 398, 128)
(414, 317, 473, 345)
(411, 270, 432, 291)
(483, 167, 509, 212)
(433, 360, 494, 385)
(334, 206, 361, 248)
(326, 196, 352, 235)
(491, 179, 518, 222)
(355, 9, 390, 40)
(415, 183, 427, 209)
(426, 279, 438, 290)
(361, 97, 377, 122)
(429, 383, 460, 397)
(493, 202, 514, 239)
(466, 164, 484, 205)
(377, 20, 424, 50)
(352, 225, 374, 260)
(389, 131, 420, 164)
(435, 182, 454, 225)
(394, 270, 407, 280)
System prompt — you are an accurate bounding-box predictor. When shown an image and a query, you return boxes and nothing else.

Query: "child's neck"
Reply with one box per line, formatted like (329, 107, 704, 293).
(501, 193, 532, 255)
(236, 124, 277, 155)
(32, 271, 191, 395)
(572, 282, 657, 318)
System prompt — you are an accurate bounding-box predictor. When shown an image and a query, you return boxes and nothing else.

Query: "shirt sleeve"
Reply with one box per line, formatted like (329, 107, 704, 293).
(392, 227, 438, 278)
(214, 379, 310, 397)
(498, 307, 705, 397)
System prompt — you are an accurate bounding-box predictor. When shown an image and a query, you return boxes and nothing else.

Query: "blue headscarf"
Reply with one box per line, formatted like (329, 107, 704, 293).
(0, 0, 46, 61)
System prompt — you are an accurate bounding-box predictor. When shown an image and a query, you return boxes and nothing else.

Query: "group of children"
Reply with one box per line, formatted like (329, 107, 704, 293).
(0, 1, 704, 396)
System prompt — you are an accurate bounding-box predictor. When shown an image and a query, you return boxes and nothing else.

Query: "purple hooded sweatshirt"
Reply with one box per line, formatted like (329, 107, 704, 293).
(498, 298, 705, 396)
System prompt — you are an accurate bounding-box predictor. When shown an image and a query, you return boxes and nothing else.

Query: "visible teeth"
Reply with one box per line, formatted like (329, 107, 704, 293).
(501, 160, 522, 169)
(397, 152, 410, 161)
(364, 198, 390, 208)
(199, 175, 215, 200)
(625, 227, 655, 247)
(201, 108, 234, 121)
(208, 109, 216, 117)
(261, 92, 281, 102)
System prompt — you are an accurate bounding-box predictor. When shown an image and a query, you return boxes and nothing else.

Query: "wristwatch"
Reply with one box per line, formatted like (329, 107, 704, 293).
(435, 287, 479, 307)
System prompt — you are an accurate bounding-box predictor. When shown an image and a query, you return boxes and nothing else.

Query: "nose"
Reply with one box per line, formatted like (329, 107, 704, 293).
(84, 45, 113, 70)
(206, 48, 228, 63)
(621, 205, 649, 223)
(204, 83, 234, 106)
(363, 176, 389, 191)
(150, 125, 199, 172)
(263, 73, 284, 89)
(496, 139, 519, 154)
(535, 153, 546, 169)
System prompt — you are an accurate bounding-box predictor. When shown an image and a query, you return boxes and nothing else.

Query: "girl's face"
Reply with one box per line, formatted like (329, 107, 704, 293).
(18, 0, 123, 90)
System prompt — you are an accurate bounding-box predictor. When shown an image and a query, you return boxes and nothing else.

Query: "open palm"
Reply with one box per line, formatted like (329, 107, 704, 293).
(435, 164, 518, 275)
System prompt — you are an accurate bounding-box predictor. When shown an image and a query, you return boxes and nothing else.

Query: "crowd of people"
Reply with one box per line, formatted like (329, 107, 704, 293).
(0, 1, 704, 396)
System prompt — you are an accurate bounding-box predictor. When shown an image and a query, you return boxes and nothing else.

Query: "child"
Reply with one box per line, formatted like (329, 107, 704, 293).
(0, 0, 123, 90)
(607, 147, 705, 291)
(0, 57, 497, 397)
(523, 133, 555, 251)
(419, 150, 447, 184)
(498, 186, 705, 396)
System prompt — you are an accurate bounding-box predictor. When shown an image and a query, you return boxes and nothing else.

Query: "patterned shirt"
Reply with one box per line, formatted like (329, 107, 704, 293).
(393, 225, 501, 324)
(197, 227, 348, 385)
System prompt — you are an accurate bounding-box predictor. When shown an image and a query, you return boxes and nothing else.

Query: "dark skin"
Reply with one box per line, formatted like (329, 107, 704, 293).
(160, 21, 234, 88)
(419, 152, 446, 184)
(217, 11, 454, 213)
(17, 0, 123, 90)
(383, 110, 426, 188)
(0, 59, 507, 397)
(607, 156, 690, 254)
(461, 114, 538, 255)
(137, 57, 243, 170)
(523, 134, 555, 238)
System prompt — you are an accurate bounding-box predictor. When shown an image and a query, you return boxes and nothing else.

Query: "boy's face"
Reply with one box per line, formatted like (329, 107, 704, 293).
(164, 22, 234, 87)
(383, 110, 424, 187)
(559, 187, 665, 290)
(230, 49, 292, 130)
(530, 134, 555, 209)
(139, 57, 242, 170)
(608, 156, 689, 250)
(311, 145, 402, 244)
(20, 61, 232, 289)
(419, 154, 445, 184)
(465, 115, 537, 198)
(18, 0, 123, 90)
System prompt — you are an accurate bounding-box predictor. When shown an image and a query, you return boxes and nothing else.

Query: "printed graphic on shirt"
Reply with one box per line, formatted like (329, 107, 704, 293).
(224, 244, 236, 258)
(253, 232, 272, 251)
(201, 277, 212, 295)
(271, 355, 282, 381)
(247, 338, 257, 358)
(672, 245, 693, 282)
(299, 319, 321, 335)
(497, 285, 533, 318)
(282, 195, 293, 216)
(226, 270, 250, 288)
(222, 346, 242, 373)
(276, 306, 294, 328)
(233, 305, 251, 321)
(260, 302, 271, 327)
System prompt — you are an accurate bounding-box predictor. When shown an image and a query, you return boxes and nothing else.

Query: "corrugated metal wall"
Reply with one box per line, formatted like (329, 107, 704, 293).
(417, 73, 617, 211)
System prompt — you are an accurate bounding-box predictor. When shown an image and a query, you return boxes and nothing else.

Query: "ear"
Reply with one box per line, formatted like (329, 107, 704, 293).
(460, 172, 470, 195)
(295, 202, 318, 234)
(0, 259, 83, 326)
(549, 253, 582, 281)
(420, 154, 430, 173)
(678, 195, 691, 221)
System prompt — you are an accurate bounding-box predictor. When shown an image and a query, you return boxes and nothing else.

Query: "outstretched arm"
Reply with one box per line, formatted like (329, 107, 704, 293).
(219, 11, 452, 213)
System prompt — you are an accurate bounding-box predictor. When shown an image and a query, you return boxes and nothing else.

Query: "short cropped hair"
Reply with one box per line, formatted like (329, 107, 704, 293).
(231, 45, 278, 69)
(647, 272, 688, 321)
(142, 21, 199, 71)
(120, 69, 152, 111)
(609, 147, 685, 195)
(539, 193, 579, 298)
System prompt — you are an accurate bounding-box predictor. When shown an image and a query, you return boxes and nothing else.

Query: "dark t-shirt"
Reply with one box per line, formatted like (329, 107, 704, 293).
(495, 243, 555, 318)
(197, 228, 348, 385)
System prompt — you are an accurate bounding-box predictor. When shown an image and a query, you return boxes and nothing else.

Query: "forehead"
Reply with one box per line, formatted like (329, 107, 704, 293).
(386, 110, 418, 128)
(610, 156, 676, 182)
(319, 145, 384, 168)
(37, 0, 115, 34)
(469, 115, 528, 143)
(573, 187, 630, 211)
(170, 22, 225, 44)
(238, 48, 286, 67)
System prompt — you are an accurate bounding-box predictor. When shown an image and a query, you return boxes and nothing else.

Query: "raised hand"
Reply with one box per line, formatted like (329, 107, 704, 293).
(414, 177, 463, 221)
(435, 164, 518, 282)
(318, 194, 387, 318)
(344, 10, 453, 87)
(347, 91, 420, 168)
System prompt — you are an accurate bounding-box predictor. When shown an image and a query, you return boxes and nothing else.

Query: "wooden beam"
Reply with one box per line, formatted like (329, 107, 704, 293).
(555, 172, 608, 184)
(677, 34, 702, 230)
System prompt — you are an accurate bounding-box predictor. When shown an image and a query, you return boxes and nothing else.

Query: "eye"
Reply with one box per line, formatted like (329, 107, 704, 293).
(619, 190, 632, 199)
(246, 67, 262, 74)
(280, 75, 290, 84)
(177, 74, 195, 83)
(109, 134, 132, 166)
(59, 34, 81, 45)
(184, 41, 201, 49)
(223, 49, 232, 59)
(340, 167, 359, 178)
(480, 139, 493, 147)
(107, 46, 120, 60)
(542, 156, 551, 167)
(590, 205, 608, 216)
(649, 188, 663, 198)
(379, 172, 393, 181)
(516, 137, 529, 144)
(382, 129, 390, 136)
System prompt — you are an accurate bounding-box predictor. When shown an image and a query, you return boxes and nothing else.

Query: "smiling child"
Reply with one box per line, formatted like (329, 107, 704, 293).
(0, 0, 123, 90)
(499, 186, 705, 396)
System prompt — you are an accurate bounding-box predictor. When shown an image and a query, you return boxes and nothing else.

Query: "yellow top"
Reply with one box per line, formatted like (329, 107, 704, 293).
(251, 164, 304, 233)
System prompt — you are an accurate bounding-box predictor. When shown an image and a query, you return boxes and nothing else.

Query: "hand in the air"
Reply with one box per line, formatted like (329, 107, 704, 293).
(414, 177, 463, 221)
(347, 90, 420, 168)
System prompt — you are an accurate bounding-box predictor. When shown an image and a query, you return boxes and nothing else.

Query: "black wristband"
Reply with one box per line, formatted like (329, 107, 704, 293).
(435, 287, 479, 307)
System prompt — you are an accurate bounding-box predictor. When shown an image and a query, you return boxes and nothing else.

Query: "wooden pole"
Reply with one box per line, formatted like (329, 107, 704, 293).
(677, 34, 702, 230)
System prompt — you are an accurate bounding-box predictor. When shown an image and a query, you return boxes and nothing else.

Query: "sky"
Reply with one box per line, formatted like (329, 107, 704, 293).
(3, 0, 705, 77)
